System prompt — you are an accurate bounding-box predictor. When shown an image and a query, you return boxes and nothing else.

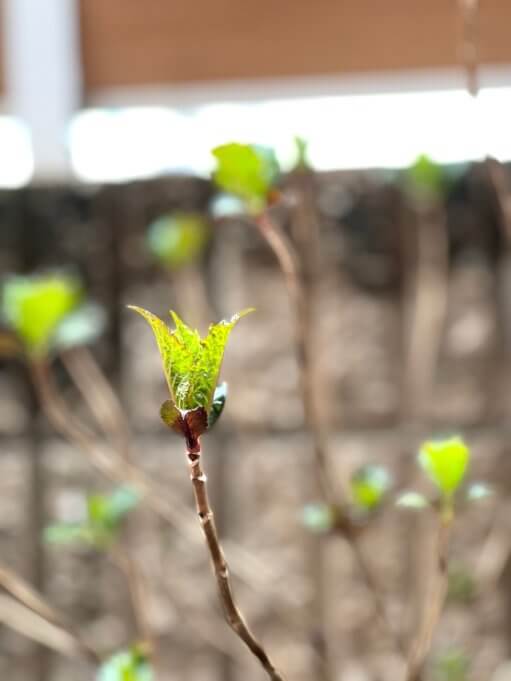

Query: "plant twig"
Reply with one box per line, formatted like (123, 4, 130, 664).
(256, 209, 335, 503)
(257, 196, 405, 662)
(186, 444, 285, 681)
(29, 357, 287, 599)
(402, 202, 449, 422)
(110, 545, 154, 659)
(61, 346, 132, 462)
(0, 565, 99, 664)
(348, 533, 406, 654)
(405, 512, 452, 681)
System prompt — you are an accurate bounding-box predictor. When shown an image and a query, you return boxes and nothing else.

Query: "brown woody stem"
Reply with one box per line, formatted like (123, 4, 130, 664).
(405, 512, 452, 681)
(186, 446, 286, 681)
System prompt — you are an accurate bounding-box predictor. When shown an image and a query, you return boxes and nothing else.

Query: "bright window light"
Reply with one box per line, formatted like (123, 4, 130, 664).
(0, 117, 33, 187)
(69, 87, 511, 183)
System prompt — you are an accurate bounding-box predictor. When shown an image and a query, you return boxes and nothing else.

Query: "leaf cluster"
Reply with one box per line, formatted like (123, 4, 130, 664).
(45, 487, 140, 549)
(1, 271, 105, 358)
(212, 143, 280, 214)
(147, 212, 210, 270)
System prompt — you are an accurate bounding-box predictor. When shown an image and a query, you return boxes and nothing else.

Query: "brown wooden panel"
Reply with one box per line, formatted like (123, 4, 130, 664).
(80, 0, 511, 91)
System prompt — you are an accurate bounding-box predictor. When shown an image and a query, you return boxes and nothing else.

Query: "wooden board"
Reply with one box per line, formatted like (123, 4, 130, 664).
(79, 0, 511, 91)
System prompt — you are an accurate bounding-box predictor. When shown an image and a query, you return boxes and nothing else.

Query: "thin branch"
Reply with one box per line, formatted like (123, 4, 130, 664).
(0, 565, 99, 664)
(29, 357, 286, 599)
(186, 445, 286, 681)
(402, 202, 449, 421)
(255, 210, 336, 508)
(257, 198, 405, 661)
(405, 513, 452, 681)
(348, 534, 406, 654)
(110, 545, 154, 659)
(61, 346, 132, 462)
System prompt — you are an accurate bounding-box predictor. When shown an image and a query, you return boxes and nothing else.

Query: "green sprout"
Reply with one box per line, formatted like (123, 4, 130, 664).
(212, 143, 280, 213)
(44, 487, 140, 550)
(97, 646, 153, 681)
(147, 212, 210, 270)
(301, 503, 335, 534)
(1, 271, 105, 358)
(128, 306, 252, 452)
(418, 437, 469, 499)
(396, 491, 430, 510)
(404, 154, 446, 202)
(292, 136, 310, 171)
(350, 464, 391, 513)
(447, 562, 476, 604)
(397, 437, 490, 517)
(432, 648, 469, 681)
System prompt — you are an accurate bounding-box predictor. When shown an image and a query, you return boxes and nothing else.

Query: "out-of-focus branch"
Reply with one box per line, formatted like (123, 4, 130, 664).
(256, 209, 336, 506)
(402, 203, 449, 421)
(110, 545, 154, 659)
(406, 514, 452, 681)
(256, 187, 405, 665)
(61, 346, 132, 462)
(29, 357, 288, 598)
(0, 564, 98, 664)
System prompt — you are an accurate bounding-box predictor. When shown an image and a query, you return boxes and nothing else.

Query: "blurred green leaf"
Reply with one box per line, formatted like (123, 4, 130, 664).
(97, 648, 153, 681)
(302, 503, 334, 533)
(292, 136, 310, 170)
(208, 382, 227, 429)
(433, 648, 469, 681)
(106, 487, 140, 525)
(350, 464, 391, 511)
(447, 562, 476, 604)
(128, 306, 252, 412)
(147, 213, 210, 270)
(466, 482, 493, 502)
(212, 143, 279, 212)
(396, 491, 430, 510)
(1, 272, 83, 356)
(405, 154, 445, 201)
(87, 487, 140, 532)
(210, 194, 246, 219)
(418, 437, 469, 497)
(43, 523, 93, 545)
(52, 302, 106, 351)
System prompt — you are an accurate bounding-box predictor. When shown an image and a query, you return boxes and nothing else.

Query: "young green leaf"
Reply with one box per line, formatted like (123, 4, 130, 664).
(418, 437, 469, 497)
(147, 212, 210, 270)
(405, 154, 445, 202)
(208, 382, 228, 429)
(396, 491, 430, 510)
(128, 306, 252, 412)
(212, 143, 279, 212)
(465, 482, 493, 502)
(350, 464, 391, 511)
(87, 487, 140, 532)
(2, 272, 83, 356)
(447, 562, 476, 604)
(301, 503, 335, 533)
(43, 523, 93, 545)
(51, 302, 106, 351)
(292, 136, 310, 171)
(97, 648, 153, 681)
(433, 648, 469, 681)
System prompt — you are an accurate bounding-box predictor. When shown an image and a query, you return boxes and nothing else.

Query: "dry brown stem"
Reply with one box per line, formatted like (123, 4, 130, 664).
(30, 357, 289, 601)
(405, 514, 452, 681)
(187, 446, 286, 681)
(0, 563, 98, 664)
